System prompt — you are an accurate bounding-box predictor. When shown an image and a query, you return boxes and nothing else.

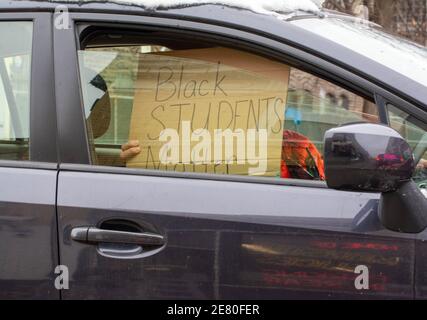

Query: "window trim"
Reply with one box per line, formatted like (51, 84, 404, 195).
(55, 12, 426, 188)
(0, 160, 57, 171)
(374, 93, 390, 125)
(60, 163, 328, 189)
(0, 13, 57, 167)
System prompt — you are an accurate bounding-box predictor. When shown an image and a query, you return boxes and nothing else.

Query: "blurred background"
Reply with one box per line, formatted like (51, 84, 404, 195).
(324, 0, 427, 45)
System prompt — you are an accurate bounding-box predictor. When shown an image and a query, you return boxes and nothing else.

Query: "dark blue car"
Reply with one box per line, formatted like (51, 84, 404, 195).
(0, 0, 426, 299)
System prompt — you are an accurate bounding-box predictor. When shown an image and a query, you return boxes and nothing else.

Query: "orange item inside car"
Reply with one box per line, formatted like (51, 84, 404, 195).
(281, 130, 325, 181)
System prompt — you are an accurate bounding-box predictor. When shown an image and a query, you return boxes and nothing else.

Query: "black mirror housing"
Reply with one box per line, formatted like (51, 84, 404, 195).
(324, 123, 415, 192)
(324, 123, 427, 233)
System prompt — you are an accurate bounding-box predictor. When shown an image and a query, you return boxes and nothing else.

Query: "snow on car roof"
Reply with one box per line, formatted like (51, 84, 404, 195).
(49, 0, 325, 15)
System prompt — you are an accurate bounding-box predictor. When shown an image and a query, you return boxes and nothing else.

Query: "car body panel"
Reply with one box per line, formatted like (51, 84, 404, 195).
(57, 167, 415, 299)
(0, 165, 59, 299)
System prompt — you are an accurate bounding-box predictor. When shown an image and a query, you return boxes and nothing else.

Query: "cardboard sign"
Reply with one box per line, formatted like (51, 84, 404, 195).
(127, 47, 290, 176)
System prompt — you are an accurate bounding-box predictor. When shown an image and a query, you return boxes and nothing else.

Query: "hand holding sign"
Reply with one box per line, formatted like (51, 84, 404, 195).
(120, 140, 141, 161)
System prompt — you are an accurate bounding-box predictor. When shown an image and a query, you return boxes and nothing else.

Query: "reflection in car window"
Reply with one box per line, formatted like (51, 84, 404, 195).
(0, 22, 32, 161)
(78, 42, 379, 182)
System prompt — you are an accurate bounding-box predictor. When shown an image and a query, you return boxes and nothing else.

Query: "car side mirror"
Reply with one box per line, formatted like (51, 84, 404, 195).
(324, 123, 427, 233)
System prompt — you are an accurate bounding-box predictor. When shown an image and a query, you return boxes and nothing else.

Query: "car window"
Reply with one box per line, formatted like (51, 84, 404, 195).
(387, 104, 427, 193)
(78, 41, 379, 181)
(285, 68, 378, 180)
(0, 22, 32, 161)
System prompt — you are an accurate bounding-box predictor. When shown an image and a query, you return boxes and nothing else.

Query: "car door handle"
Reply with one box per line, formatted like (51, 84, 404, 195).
(71, 227, 165, 246)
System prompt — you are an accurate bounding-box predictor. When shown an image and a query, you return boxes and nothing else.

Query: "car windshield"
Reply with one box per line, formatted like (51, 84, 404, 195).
(291, 16, 427, 88)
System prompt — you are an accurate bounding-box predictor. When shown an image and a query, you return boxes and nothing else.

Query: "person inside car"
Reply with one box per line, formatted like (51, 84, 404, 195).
(85, 66, 340, 182)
